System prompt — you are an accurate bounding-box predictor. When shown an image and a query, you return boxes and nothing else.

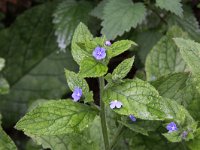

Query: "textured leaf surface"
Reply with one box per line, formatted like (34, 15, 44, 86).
(145, 26, 189, 81)
(16, 100, 97, 135)
(174, 38, 200, 75)
(79, 57, 108, 78)
(53, 0, 92, 50)
(90, 0, 107, 19)
(112, 57, 134, 81)
(134, 30, 162, 64)
(168, 7, 200, 42)
(27, 117, 103, 150)
(156, 0, 183, 17)
(101, 0, 146, 39)
(65, 69, 89, 93)
(0, 114, 17, 150)
(188, 128, 200, 150)
(71, 22, 93, 64)
(103, 79, 168, 120)
(0, 3, 78, 125)
(107, 40, 136, 58)
(0, 127, 17, 150)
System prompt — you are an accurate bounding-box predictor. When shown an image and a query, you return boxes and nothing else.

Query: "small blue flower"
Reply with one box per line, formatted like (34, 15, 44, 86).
(72, 87, 82, 102)
(92, 46, 106, 60)
(182, 131, 188, 139)
(166, 122, 178, 132)
(110, 100, 123, 109)
(129, 115, 136, 122)
(105, 40, 111, 46)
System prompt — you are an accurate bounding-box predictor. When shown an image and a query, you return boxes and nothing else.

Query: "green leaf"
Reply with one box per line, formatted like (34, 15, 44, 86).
(65, 69, 93, 103)
(0, 58, 5, 71)
(174, 38, 200, 75)
(101, 0, 146, 39)
(65, 69, 89, 94)
(26, 117, 103, 150)
(134, 30, 162, 64)
(103, 78, 168, 120)
(0, 127, 17, 150)
(112, 57, 134, 81)
(0, 114, 17, 150)
(0, 77, 9, 95)
(90, 0, 107, 19)
(145, 26, 189, 81)
(156, 0, 183, 17)
(188, 128, 200, 150)
(107, 40, 136, 58)
(53, 0, 92, 50)
(151, 73, 190, 105)
(16, 100, 97, 135)
(119, 119, 160, 136)
(168, 6, 200, 42)
(79, 57, 108, 78)
(0, 2, 78, 125)
(71, 22, 93, 65)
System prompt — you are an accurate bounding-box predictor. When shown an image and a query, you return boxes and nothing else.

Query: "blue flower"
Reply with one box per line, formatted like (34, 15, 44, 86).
(105, 40, 111, 46)
(181, 131, 188, 139)
(166, 122, 178, 132)
(129, 115, 136, 122)
(110, 100, 123, 109)
(72, 87, 82, 102)
(92, 46, 106, 60)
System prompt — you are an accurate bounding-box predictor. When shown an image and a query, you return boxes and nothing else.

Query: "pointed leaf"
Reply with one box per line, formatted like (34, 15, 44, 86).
(79, 57, 108, 78)
(107, 40, 136, 58)
(101, 0, 146, 39)
(145, 26, 189, 81)
(112, 57, 134, 81)
(156, 0, 183, 17)
(71, 22, 93, 64)
(53, 0, 92, 50)
(103, 78, 168, 120)
(16, 100, 97, 135)
(174, 38, 200, 75)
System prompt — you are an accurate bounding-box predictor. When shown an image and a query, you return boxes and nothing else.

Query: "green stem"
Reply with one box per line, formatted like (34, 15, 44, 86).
(99, 77, 110, 150)
(110, 125, 125, 150)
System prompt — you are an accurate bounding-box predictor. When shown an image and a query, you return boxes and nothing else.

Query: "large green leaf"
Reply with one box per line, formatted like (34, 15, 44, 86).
(188, 128, 200, 150)
(145, 26, 189, 81)
(0, 3, 78, 126)
(156, 0, 183, 17)
(168, 6, 200, 42)
(71, 22, 93, 64)
(101, 0, 146, 39)
(53, 0, 92, 51)
(103, 78, 168, 120)
(174, 38, 200, 75)
(16, 100, 97, 135)
(27, 117, 103, 150)
(90, 0, 107, 19)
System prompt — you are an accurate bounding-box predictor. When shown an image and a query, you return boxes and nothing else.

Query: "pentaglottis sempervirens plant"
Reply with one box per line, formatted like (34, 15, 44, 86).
(0, 0, 200, 149)
(14, 23, 199, 150)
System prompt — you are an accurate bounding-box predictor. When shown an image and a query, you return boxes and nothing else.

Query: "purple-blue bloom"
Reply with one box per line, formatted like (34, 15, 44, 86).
(72, 87, 82, 102)
(105, 40, 111, 46)
(129, 115, 136, 122)
(110, 100, 123, 109)
(182, 131, 188, 139)
(166, 122, 178, 132)
(92, 46, 106, 60)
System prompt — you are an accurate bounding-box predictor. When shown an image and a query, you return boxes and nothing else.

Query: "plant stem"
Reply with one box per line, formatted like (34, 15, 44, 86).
(99, 77, 110, 150)
(110, 125, 125, 150)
